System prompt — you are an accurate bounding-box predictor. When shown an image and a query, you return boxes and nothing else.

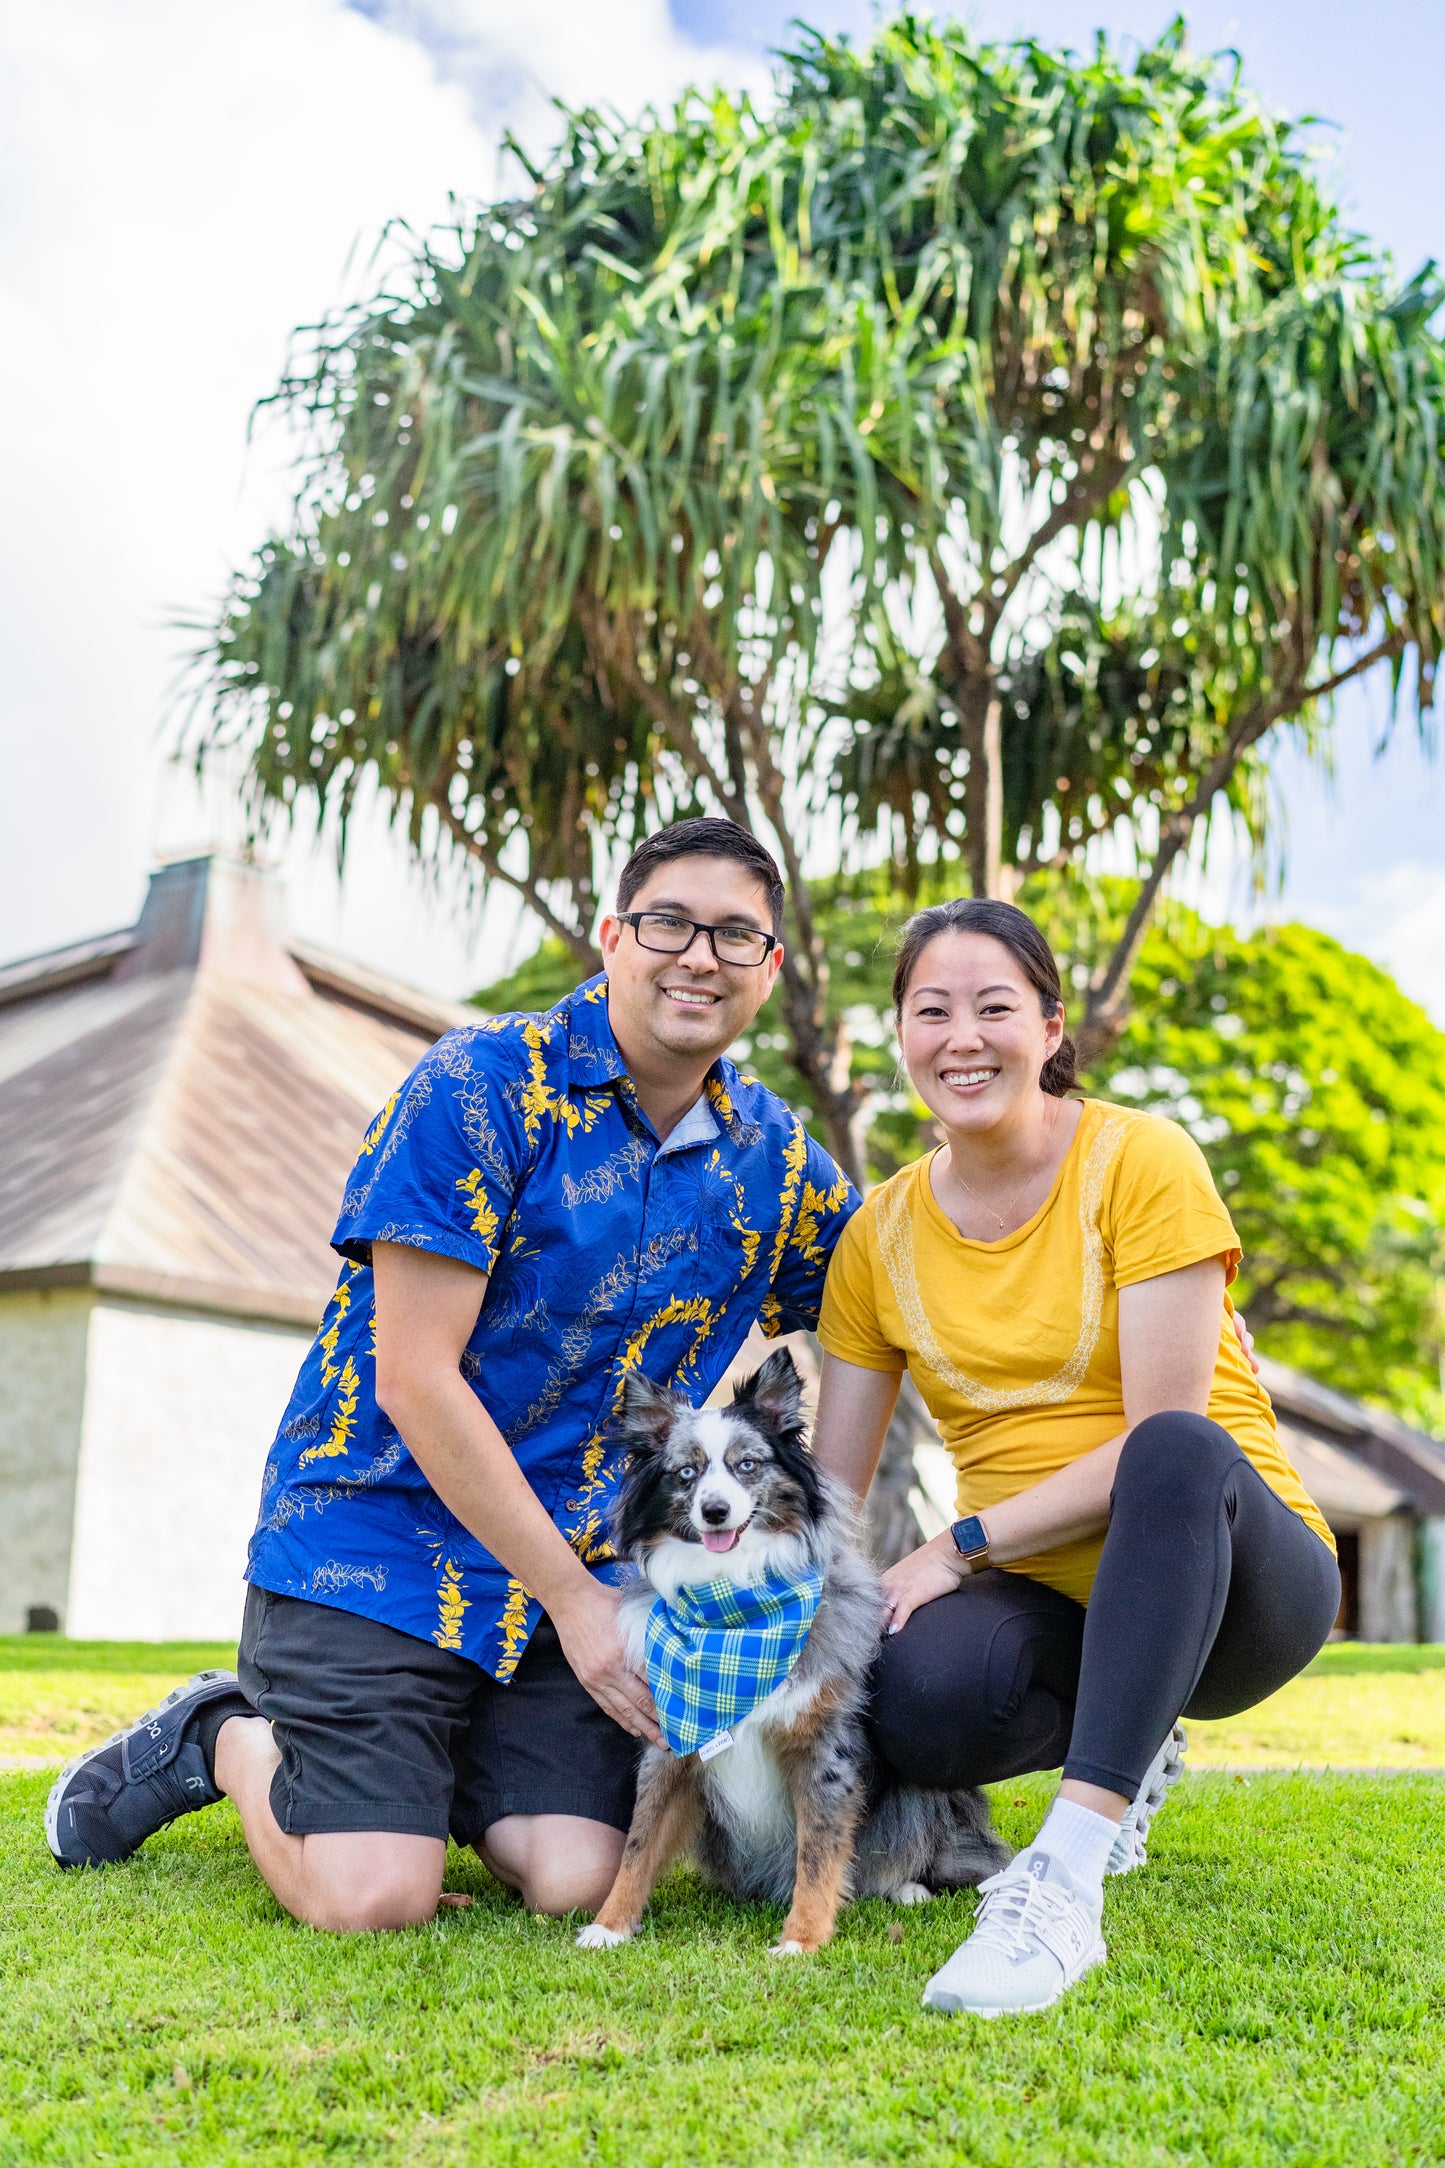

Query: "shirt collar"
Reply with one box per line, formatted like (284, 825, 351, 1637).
(561, 975, 755, 1145)
(656, 1094, 721, 1158)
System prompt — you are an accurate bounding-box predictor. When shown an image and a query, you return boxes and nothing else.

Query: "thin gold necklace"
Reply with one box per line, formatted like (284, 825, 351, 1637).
(942, 1104, 1060, 1233)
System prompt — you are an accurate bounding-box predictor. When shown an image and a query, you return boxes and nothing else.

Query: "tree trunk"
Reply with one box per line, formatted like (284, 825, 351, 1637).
(775, 949, 866, 1190)
(860, 1375, 937, 1567)
(958, 677, 1007, 900)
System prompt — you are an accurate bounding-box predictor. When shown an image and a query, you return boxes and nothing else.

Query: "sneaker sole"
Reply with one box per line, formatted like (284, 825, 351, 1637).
(922, 1938, 1107, 2017)
(1106, 1722, 1188, 1877)
(44, 1669, 239, 1867)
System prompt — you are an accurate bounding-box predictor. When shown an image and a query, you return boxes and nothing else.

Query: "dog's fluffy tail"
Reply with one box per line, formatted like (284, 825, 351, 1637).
(851, 1783, 1010, 1900)
(925, 1789, 1012, 1889)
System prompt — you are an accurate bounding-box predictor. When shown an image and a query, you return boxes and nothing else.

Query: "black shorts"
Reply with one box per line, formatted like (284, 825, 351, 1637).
(237, 1585, 641, 1843)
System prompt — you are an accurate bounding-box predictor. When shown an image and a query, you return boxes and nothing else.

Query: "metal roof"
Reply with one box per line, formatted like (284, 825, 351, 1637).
(1274, 1420, 1409, 1525)
(0, 856, 480, 1328)
(1257, 1353, 1445, 1517)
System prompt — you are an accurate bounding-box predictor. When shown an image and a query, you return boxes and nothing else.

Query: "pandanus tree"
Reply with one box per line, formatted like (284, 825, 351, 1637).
(191, 15, 1445, 1180)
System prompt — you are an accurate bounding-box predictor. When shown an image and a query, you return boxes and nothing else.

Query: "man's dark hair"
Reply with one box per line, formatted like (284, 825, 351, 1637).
(616, 819, 785, 937)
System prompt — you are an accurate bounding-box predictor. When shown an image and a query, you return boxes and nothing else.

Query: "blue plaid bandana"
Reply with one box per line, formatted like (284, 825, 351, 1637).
(643, 1567, 826, 1757)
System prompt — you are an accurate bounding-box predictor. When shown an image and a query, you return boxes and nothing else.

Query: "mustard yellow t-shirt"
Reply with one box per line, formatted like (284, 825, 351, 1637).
(818, 1098, 1333, 1603)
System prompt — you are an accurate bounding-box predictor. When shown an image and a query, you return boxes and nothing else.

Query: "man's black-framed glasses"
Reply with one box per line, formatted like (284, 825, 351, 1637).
(618, 910, 777, 968)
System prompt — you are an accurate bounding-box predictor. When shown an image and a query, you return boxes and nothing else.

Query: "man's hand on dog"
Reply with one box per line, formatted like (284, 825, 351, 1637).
(553, 1581, 663, 1746)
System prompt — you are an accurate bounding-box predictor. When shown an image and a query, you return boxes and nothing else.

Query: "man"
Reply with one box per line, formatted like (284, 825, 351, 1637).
(47, 819, 857, 1929)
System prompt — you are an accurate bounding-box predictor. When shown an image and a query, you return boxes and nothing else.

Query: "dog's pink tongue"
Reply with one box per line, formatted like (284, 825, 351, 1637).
(701, 1529, 739, 1554)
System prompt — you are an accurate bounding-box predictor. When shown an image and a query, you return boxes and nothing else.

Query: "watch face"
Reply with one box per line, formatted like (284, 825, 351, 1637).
(951, 1515, 988, 1559)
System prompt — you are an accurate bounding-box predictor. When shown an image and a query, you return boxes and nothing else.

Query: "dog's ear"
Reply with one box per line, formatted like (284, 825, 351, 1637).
(615, 1368, 684, 1455)
(731, 1346, 805, 1436)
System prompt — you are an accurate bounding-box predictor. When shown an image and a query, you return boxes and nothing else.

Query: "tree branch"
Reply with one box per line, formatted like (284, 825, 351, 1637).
(1078, 630, 1403, 1062)
(927, 547, 988, 681)
(437, 802, 601, 969)
(580, 603, 744, 820)
(993, 450, 1132, 614)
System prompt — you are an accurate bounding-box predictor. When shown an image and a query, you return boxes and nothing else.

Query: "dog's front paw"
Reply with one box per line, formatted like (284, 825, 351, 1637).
(892, 1881, 933, 1907)
(771, 1938, 808, 1957)
(575, 1920, 631, 1949)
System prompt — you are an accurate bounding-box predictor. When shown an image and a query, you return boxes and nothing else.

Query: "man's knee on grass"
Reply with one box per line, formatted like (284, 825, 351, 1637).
(482, 1813, 625, 1916)
(290, 1833, 446, 1933)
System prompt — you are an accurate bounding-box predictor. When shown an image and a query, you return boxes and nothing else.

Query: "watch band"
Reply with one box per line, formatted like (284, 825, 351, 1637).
(949, 1513, 990, 1567)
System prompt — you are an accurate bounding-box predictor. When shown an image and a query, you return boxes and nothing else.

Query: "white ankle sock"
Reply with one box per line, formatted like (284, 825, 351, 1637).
(1030, 1798, 1119, 1897)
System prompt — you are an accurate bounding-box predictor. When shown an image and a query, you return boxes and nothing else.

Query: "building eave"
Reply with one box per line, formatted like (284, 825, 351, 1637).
(0, 1260, 326, 1332)
(0, 930, 137, 1011)
(288, 939, 483, 1038)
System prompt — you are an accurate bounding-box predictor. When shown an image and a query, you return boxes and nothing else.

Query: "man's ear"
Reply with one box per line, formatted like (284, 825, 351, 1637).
(616, 1368, 684, 1453)
(731, 1346, 805, 1436)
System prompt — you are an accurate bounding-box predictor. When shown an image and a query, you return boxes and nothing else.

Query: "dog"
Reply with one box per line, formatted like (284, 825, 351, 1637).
(576, 1347, 1009, 1956)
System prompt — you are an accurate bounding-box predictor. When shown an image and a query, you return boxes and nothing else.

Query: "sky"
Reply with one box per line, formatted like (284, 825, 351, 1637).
(2, 0, 1442, 1015)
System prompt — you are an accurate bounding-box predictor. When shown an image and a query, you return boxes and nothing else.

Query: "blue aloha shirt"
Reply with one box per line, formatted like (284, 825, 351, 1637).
(246, 975, 859, 1679)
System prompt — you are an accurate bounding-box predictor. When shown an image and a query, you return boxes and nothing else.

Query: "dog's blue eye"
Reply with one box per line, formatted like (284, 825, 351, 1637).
(735, 1458, 759, 1475)
(677, 1466, 699, 1483)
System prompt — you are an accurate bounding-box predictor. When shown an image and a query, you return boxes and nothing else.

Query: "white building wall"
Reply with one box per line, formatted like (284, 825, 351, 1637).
(66, 1300, 311, 1640)
(1420, 1518, 1445, 1645)
(0, 1288, 93, 1633)
(1357, 1515, 1419, 1643)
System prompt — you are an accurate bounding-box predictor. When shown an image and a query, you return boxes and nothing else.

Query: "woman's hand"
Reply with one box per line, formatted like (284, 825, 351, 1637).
(881, 1533, 969, 1636)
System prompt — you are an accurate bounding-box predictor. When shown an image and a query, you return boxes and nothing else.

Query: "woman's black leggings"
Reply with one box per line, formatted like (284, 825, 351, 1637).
(870, 1411, 1342, 1799)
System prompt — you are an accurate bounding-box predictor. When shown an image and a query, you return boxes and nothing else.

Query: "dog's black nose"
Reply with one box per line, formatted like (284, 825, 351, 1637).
(700, 1498, 731, 1526)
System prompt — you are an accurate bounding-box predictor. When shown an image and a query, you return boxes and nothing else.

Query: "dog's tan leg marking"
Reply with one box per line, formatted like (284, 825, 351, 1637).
(773, 1708, 864, 1956)
(580, 1752, 699, 1948)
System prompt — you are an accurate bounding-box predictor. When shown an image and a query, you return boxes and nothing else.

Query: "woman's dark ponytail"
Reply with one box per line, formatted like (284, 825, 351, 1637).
(892, 897, 1078, 1098)
(1039, 1034, 1078, 1098)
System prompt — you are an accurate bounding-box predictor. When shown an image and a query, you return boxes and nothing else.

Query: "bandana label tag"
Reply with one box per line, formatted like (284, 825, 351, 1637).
(697, 1730, 735, 1763)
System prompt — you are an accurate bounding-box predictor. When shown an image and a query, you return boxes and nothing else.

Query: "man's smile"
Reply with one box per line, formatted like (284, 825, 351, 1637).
(660, 985, 723, 1008)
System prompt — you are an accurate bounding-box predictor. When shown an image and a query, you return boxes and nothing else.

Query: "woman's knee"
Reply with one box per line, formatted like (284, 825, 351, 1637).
(868, 1621, 997, 1768)
(1116, 1410, 1241, 1507)
(522, 1852, 622, 1917)
(867, 1596, 1071, 1786)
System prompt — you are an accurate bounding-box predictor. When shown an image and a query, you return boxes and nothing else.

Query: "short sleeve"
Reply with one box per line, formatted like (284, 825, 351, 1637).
(760, 1131, 861, 1337)
(331, 1030, 529, 1276)
(1105, 1113, 1242, 1288)
(816, 1197, 908, 1373)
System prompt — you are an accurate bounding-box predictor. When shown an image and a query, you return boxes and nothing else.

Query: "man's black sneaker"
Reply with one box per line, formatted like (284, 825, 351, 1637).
(45, 1670, 247, 1869)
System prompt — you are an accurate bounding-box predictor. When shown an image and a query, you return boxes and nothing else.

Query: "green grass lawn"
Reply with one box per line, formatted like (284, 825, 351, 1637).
(7, 1638, 1445, 1768)
(4, 1643, 1445, 2165)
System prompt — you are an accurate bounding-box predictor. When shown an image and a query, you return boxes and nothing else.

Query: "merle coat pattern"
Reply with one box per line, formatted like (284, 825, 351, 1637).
(578, 1348, 1009, 1956)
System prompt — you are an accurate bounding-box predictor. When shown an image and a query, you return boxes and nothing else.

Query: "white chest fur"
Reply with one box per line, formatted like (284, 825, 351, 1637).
(703, 1668, 819, 1838)
(704, 1715, 794, 1851)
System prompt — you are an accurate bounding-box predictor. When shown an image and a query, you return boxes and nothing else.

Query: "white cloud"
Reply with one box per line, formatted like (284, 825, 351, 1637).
(0, 0, 753, 993)
(349, 0, 763, 144)
(1269, 861, 1445, 1029)
(5, 0, 1437, 1018)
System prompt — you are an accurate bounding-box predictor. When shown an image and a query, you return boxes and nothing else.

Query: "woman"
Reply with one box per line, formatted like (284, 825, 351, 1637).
(812, 898, 1339, 2018)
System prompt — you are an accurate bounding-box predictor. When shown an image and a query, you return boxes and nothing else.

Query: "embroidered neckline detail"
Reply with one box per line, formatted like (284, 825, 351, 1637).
(875, 1114, 1126, 1413)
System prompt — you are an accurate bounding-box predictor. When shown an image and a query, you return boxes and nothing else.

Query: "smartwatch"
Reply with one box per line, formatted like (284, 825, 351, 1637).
(949, 1514, 990, 1570)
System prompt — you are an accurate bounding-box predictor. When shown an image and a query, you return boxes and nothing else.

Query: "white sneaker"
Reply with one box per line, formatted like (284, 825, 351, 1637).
(1106, 1722, 1187, 1877)
(921, 1850, 1106, 2018)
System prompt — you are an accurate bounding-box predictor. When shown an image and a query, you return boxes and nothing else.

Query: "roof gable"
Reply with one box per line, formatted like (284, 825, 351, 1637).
(0, 856, 471, 1326)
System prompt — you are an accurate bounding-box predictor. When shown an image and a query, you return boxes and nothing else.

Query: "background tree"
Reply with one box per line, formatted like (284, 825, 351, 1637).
(488, 895, 1445, 1434)
(191, 15, 1444, 1183)
(1083, 911, 1445, 1432)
